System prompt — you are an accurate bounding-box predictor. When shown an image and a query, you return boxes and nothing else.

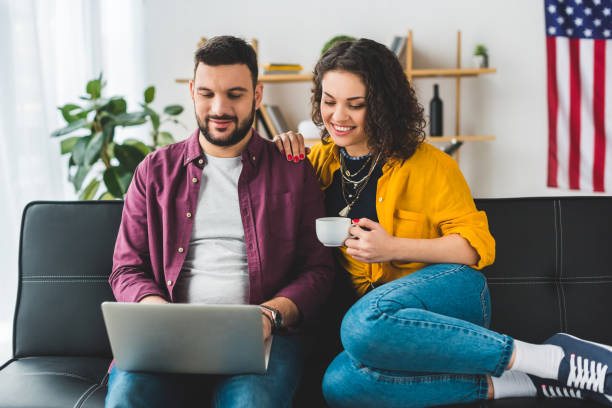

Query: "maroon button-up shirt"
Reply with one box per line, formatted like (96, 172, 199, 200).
(110, 129, 334, 323)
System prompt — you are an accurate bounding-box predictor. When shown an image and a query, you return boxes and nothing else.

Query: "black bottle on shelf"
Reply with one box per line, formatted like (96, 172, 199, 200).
(429, 84, 443, 137)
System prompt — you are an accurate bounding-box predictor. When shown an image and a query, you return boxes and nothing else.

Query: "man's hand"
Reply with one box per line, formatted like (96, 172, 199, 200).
(139, 295, 168, 304)
(345, 218, 397, 263)
(272, 131, 310, 162)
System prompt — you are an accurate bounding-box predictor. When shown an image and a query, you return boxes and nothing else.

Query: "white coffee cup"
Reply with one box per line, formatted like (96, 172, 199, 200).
(316, 217, 353, 247)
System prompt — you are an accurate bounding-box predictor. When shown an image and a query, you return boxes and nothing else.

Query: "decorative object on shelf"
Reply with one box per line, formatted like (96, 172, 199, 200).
(51, 73, 184, 200)
(429, 84, 443, 137)
(298, 120, 322, 144)
(442, 139, 464, 156)
(321, 35, 356, 55)
(473, 44, 489, 68)
(389, 35, 407, 67)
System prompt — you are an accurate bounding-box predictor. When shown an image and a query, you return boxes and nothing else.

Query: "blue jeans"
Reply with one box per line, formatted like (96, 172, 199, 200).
(322, 263, 514, 408)
(105, 334, 302, 408)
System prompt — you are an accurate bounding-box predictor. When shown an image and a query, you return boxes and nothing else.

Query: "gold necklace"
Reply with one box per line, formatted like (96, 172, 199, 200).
(341, 149, 372, 178)
(338, 152, 381, 217)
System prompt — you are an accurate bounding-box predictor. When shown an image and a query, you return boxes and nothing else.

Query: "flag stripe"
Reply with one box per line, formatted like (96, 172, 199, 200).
(556, 37, 571, 190)
(579, 40, 595, 191)
(568, 38, 582, 189)
(593, 39, 606, 192)
(605, 40, 612, 193)
(547, 36, 559, 188)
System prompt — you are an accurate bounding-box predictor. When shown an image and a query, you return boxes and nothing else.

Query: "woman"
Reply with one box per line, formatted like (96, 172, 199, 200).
(275, 38, 612, 407)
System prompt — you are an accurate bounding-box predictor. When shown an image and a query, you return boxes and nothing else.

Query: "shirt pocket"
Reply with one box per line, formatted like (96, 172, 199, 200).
(266, 192, 296, 241)
(393, 209, 428, 239)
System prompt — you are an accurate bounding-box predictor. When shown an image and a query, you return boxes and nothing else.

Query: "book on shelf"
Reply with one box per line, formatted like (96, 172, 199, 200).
(389, 35, 407, 68)
(263, 63, 303, 70)
(262, 63, 303, 75)
(257, 105, 276, 139)
(256, 104, 290, 139)
(267, 105, 290, 134)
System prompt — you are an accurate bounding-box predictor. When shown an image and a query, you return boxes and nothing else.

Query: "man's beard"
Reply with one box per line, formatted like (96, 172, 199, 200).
(196, 101, 256, 147)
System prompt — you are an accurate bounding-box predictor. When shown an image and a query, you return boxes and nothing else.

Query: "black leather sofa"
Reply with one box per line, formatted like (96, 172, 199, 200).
(1, 198, 610, 408)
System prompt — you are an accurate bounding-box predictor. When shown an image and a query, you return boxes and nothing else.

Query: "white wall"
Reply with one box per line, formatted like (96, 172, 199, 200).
(142, 0, 608, 198)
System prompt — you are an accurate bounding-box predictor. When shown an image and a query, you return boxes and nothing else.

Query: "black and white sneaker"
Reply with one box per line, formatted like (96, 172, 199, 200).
(544, 333, 612, 404)
(530, 374, 612, 405)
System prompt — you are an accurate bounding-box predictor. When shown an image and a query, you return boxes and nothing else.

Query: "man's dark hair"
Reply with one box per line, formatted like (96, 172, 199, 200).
(193, 36, 258, 87)
(311, 38, 426, 162)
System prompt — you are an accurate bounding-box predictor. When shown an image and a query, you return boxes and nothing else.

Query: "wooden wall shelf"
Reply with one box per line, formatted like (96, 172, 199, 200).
(176, 73, 313, 84)
(409, 68, 497, 78)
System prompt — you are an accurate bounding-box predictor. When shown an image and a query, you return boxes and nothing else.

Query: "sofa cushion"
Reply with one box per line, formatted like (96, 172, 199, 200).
(0, 356, 110, 408)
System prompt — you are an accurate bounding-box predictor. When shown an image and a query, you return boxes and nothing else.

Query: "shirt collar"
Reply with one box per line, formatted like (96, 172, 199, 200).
(183, 129, 204, 167)
(182, 128, 265, 168)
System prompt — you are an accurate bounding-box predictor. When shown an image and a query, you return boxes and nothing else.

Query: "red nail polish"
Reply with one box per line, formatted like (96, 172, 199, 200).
(287, 154, 292, 161)
(281, 150, 285, 155)
(300, 154, 305, 159)
(294, 156, 299, 162)
(352, 218, 360, 223)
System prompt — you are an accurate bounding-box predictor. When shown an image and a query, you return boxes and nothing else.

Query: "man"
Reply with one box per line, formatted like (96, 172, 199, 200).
(106, 36, 335, 407)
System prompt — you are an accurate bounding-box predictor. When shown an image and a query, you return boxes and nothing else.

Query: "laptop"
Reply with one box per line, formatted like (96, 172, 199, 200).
(101, 302, 272, 374)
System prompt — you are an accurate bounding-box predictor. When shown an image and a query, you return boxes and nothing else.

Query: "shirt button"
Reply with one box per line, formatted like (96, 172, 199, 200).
(248, 244, 253, 250)
(378, 197, 383, 202)
(178, 247, 184, 253)
(167, 280, 173, 286)
(186, 212, 192, 218)
(198, 159, 204, 165)
(192, 177, 198, 183)
(252, 156, 256, 161)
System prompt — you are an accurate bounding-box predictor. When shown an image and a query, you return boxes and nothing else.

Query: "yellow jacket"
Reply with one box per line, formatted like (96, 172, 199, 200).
(308, 141, 495, 296)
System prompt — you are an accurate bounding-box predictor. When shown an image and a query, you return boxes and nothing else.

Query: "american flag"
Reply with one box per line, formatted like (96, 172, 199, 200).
(545, 0, 611, 192)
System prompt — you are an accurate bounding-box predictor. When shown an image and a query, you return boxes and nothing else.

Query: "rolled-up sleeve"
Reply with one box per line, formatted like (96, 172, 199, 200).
(109, 156, 167, 302)
(432, 160, 495, 270)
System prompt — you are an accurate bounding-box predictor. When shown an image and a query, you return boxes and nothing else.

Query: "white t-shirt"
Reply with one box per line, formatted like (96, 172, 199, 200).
(173, 154, 249, 304)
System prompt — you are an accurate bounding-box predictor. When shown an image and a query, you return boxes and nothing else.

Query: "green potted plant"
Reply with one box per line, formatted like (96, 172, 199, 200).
(473, 44, 489, 68)
(51, 73, 184, 200)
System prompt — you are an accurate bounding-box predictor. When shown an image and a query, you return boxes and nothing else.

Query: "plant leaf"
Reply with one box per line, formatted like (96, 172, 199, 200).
(60, 136, 81, 154)
(103, 166, 132, 197)
(114, 144, 145, 172)
(163, 105, 184, 116)
(102, 121, 115, 144)
(124, 139, 152, 156)
(98, 191, 116, 200)
(106, 142, 116, 159)
(158, 131, 175, 147)
(144, 86, 155, 104)
(51, 118, 89, 137)
(144, 106, 160, 130)
(85, 132, 105, 165)
(115, 112, 147, 126)
(107, 98, 127, 115)
(86, 79, 102, 99)
(72, 136, 91, 165)
(73, 165, 90, 191)
(59, 104, 82, 123)
(80, 178, 100, 200)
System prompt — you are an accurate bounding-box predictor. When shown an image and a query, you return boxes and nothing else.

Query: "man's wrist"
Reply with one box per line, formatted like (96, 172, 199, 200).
(260, 305, 283, 331)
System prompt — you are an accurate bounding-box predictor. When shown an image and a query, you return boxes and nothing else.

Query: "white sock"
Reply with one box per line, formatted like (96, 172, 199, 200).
(491, 371, 537, 399)
(509, 339, 565, 380)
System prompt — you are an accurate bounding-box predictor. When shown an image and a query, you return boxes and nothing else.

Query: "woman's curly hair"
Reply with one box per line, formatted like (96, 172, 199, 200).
(311, 38, 426, 161)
